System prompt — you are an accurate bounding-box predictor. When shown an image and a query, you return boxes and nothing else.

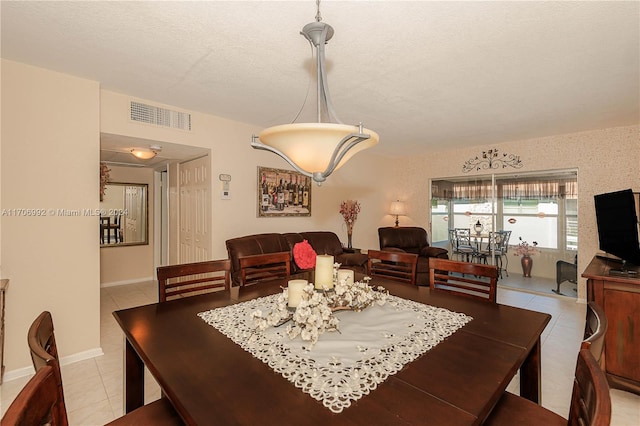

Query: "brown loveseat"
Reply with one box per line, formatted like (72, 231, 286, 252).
(378, 226, 448, 286)
(225, 231, 368, 286)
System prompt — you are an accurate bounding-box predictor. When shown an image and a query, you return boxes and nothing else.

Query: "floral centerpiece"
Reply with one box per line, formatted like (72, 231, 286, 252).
(339, 200, 361, 249)
(513, 237, 539, 256)
(251, 264, 388, 347)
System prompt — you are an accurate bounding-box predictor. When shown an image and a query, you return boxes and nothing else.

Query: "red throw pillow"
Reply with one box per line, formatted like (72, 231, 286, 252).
(293, 240, 317, 269)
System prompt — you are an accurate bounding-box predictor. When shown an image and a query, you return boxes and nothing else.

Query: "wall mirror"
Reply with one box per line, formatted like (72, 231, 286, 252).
(100, 183, 148, 247)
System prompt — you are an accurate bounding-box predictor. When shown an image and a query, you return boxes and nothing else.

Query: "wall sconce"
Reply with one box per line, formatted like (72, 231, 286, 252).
(389, 200, 406, 227)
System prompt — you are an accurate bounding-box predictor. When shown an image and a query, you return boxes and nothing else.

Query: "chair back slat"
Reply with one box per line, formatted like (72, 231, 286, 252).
(157, 259, 231, 302)
(428, 258, 498, 302)
(367, 250, 418, 285)
(239, 252, 290, 286)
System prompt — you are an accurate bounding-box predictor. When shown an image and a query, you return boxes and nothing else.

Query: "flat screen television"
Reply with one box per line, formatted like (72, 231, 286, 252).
(594, 189, 640, 268)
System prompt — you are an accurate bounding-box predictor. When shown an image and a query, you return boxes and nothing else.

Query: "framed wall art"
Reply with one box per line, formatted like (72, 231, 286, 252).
(257, 166, 311, 217)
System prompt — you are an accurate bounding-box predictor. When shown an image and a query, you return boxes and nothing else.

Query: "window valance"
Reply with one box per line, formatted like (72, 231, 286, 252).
(432, 177, 578, 200)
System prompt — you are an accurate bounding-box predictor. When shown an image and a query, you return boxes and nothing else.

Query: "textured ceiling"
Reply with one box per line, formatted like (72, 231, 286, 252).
(2, 1, 638, 162)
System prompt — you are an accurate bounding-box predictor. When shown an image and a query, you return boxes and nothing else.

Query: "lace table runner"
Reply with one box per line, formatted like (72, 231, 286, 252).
(198, 294, 472, 413)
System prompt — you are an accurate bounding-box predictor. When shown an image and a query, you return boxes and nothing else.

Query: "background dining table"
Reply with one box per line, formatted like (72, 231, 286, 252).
(113, 272, 550, 425)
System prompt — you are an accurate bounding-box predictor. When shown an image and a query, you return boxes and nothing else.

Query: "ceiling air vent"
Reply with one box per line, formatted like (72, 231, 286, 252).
(130, 101, 191, 131)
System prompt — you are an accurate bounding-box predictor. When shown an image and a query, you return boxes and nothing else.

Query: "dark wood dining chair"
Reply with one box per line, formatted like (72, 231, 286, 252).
(367, 249, 418, 285)
(26, 311, 182, 426)
(239, 251, 290, 286)
(583, 301, 607, 363)
(1, 365, 63, 425)
(157, 259, 231, 302)
(428, 258, 498, 302)
(485, 348, 611, 426)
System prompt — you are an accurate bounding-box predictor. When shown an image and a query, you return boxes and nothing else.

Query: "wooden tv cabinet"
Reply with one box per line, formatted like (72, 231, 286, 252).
(582, 256, 640, 395)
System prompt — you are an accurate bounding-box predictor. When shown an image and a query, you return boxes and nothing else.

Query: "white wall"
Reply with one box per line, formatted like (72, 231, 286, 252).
(1, 60, 101, 377)
(391, 125, 640, 301)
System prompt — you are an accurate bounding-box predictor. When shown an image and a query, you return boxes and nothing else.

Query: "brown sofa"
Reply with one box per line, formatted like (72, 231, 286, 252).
(226, 231, 368, 286)
(378, 226, 448, 286)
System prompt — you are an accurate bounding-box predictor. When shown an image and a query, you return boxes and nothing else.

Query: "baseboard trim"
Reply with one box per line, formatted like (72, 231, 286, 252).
(2, 347, 104, 383)
(101, 277, 154, 288)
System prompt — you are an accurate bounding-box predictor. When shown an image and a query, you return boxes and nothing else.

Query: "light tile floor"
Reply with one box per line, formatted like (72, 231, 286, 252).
(2, 281, 639, 425)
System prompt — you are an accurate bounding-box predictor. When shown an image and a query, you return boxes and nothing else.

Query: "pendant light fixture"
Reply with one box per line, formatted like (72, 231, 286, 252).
(251, 0, 379, 185)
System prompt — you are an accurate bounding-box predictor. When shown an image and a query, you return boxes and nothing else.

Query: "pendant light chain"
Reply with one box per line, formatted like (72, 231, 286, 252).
(315, 0, 322, 22)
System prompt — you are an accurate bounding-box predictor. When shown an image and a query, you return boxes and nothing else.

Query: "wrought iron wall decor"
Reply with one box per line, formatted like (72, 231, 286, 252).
(462, 148, 523, 173)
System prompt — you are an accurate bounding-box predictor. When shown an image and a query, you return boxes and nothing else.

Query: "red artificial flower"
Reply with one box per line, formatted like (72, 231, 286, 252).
(293, 240, 317, 269)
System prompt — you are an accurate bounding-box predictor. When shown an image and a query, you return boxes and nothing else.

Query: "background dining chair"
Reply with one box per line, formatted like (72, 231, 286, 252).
(367, 249, 418, 285)
(492, 230, 511, 278)
(472, 230, 511, 279)
(157, 259, 231, 302)
(428, 258, 498, 302)
(449, 228, 476, 262)
(583, 301, 607, 363)
(27, 311, 182, 425)
(239, 251, 290, 286)
(485, 348, 611, 426)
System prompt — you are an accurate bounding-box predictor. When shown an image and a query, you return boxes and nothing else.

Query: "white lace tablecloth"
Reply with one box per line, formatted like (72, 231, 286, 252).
(198, 294, 472, 413)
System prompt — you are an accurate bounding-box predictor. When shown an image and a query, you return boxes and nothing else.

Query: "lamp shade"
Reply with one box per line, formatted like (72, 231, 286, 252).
(389, 200, 406, 216)
(130, 148, 157, 160)
(258, 123, 379, 174)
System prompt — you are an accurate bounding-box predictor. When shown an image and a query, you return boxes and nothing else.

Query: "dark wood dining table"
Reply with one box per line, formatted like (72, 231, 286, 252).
(113, 273, 551, 425)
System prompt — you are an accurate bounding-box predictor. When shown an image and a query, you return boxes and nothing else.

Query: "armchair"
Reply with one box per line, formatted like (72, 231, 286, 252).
(553, 254, 577, 295)
(378, 227, 448, 286)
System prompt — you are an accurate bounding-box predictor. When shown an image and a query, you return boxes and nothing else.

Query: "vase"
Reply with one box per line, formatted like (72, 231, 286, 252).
(346, 222, 354, 249)
(521, 255, 533, 277)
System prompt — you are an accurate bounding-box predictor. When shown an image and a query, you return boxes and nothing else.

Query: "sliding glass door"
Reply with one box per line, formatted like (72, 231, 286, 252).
(431, 170, 578, 285)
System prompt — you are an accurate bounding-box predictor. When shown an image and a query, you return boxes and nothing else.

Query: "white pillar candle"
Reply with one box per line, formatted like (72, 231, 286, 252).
(314, 254, 334, 290)
(337, 269, 355, 285)
(287, 279, 308, 308)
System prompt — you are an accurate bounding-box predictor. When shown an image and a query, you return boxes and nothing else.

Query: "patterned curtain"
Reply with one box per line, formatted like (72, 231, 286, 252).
(432, 177, 577, 200)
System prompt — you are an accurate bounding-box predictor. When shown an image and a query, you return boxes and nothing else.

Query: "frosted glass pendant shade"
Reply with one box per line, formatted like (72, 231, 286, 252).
(252, 4, 379, 185)
(259, 123, 379, 174)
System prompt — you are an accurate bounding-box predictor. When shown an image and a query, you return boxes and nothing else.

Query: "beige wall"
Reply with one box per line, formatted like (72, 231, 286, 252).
(393, 125, 640, 301)
(1, 59, 637, 381)
(99, 90, 392, 261)
(1, 60, 101, 377)
(100, 166, 154, 285)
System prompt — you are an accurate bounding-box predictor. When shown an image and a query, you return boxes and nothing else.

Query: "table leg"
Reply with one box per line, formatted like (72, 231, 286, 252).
(124, 338, 145, 413)
(520, 337, 542, 404)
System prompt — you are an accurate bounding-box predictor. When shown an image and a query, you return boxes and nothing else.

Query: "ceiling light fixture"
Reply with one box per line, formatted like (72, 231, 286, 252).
(251, 0, 379, 185)
(130, 145, 161, 160)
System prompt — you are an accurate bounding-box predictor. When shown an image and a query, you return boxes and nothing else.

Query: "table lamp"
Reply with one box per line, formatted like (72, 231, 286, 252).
(474, 220, 484, 235)
(390, 200, 406, 227)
